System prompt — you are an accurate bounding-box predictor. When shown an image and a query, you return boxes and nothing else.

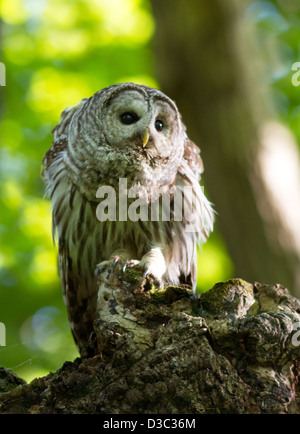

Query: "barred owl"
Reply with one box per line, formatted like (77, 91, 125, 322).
(42, 83, 214, 357)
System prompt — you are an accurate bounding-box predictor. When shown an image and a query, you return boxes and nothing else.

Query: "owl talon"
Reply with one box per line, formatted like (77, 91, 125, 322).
(122, 259, 140, 274)
(112, 256, 120, 268)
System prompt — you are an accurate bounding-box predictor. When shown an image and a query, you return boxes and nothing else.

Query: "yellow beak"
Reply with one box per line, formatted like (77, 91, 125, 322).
(142, 129, 150, 148)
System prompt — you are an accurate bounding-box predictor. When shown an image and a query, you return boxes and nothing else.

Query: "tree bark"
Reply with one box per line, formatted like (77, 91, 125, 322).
(0, 263, 299, 414)
(150, 0, 300, 297)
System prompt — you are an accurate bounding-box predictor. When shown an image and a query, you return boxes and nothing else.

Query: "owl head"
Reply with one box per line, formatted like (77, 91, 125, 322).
(52, 83, 188, 192)
(56, 83, 184, 156)
(98, 83, 185, 160)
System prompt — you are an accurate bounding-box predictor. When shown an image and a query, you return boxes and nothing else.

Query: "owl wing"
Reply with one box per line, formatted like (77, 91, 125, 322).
(183, 136, 204, 181)
(177, 137, 212, 290)
(42, 98, 98, 357)
(42, 99, 88, 175)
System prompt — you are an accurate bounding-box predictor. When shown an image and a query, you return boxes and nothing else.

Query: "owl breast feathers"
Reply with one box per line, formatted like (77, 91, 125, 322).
(42, 83, 214, 357)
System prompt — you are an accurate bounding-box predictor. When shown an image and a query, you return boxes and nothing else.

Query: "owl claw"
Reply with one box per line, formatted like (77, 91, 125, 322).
(121, 259, 139, 274)
(112, 256, 120, 268)
(96, 256, 122, 280)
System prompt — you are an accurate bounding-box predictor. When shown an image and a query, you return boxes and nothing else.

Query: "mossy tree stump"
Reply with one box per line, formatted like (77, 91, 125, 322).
(0, 263, 299, 413)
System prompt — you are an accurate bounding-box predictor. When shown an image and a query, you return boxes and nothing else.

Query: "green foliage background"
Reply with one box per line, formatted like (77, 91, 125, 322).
(0, 0, 299, 382)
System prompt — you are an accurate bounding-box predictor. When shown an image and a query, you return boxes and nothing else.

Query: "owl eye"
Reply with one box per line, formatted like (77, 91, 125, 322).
(120, 112, 139, 125)
(155, 119, 164, 132)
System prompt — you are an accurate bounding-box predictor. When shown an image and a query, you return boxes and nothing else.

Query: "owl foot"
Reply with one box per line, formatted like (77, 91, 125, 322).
(139, 248, 166, 285)
(96, 250, 133, 279)
(122, 248, 166, 290)
(121, 259, 140, 274)
(96, 257, 149, 286)
(97, 248, 166, 289)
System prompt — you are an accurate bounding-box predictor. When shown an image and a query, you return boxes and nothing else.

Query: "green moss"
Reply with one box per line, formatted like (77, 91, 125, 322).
(150, 285, 192, 304)
(198, 278, 253, 314)
(123, 268, 143, 284)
